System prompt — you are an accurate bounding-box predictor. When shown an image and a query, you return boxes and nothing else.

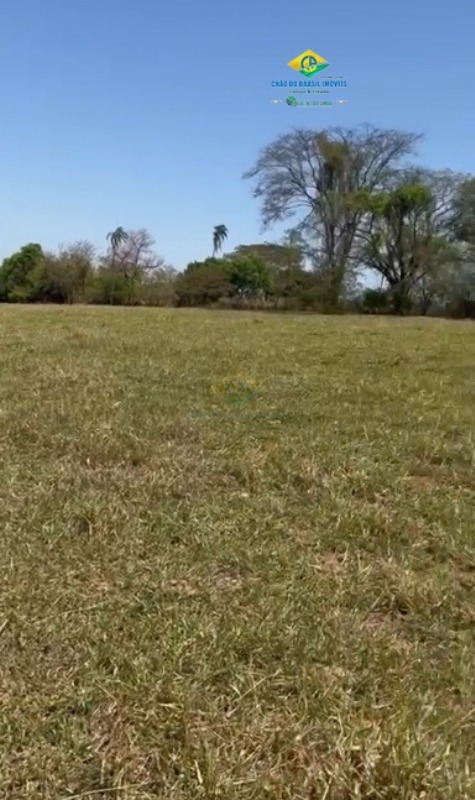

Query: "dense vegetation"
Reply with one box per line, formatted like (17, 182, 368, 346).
(2, 125, 475, 316)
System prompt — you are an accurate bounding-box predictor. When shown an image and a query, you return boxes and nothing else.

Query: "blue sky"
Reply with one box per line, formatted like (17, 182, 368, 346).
(0, 0, 473, 270)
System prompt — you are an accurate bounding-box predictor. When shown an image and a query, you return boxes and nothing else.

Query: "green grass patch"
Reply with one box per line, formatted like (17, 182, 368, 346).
(0, 306, 474, 799)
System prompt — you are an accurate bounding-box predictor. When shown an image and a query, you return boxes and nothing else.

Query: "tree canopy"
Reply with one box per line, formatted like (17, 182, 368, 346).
(1, 125, 474, 317)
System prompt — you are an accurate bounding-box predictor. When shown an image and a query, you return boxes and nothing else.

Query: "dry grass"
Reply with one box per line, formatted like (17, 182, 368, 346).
(0, 305, 474, 799)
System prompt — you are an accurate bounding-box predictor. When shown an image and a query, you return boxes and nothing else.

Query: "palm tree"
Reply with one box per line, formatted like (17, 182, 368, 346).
(106, 226, 129, 304)
(212, 224, 228, 258)
(107, 226, 129, 257)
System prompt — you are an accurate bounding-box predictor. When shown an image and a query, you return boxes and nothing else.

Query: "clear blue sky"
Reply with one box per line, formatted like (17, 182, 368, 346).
(0, 0, 473, 270)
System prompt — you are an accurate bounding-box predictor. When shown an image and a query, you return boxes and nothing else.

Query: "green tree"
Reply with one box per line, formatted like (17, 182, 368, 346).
(174, 263, 235, 306)
(226, 239, 307, 304)
(0, 243, 45, 302)
(244, 125, 420, 310)
(185, 257, 221, 274)
(355, 170, 463, 314)
(452, 178, 475, 245)
(438, 244, 475, 318)
(212, 225, 228, 257)
(229, 240, 303, 276)
(224, 254, 272, 297)
(34, 242, 95, 304)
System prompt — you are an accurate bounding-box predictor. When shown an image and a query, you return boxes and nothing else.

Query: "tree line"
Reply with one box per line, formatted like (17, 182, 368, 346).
(1, 125, 474, 317)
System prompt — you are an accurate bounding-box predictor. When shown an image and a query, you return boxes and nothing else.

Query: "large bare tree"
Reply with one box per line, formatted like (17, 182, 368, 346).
(243, 125, 421, 308)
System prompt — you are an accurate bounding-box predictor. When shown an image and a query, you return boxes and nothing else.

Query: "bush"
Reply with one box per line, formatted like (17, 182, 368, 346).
(447, 296, 475, 319)
(361, 288, 390, 314)
(136, 277, 177, 307)
(87, 272, 130, 305)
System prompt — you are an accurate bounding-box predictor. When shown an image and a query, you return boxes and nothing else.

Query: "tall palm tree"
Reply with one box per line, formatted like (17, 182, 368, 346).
(107, 226, 129, 257)
(106, 227, 129, 304)
(212, 224, 228, 258)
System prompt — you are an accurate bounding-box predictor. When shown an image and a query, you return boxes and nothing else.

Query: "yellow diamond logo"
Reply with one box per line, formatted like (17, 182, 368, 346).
(288, 49, 329, 78)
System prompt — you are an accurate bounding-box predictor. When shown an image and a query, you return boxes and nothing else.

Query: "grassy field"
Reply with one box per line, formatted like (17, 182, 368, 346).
(0, 306, 474, 799)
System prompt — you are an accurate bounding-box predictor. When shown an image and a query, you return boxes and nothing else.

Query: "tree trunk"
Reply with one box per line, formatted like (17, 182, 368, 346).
(324, 263, 346, 311)
(389, 280, 411, 315)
